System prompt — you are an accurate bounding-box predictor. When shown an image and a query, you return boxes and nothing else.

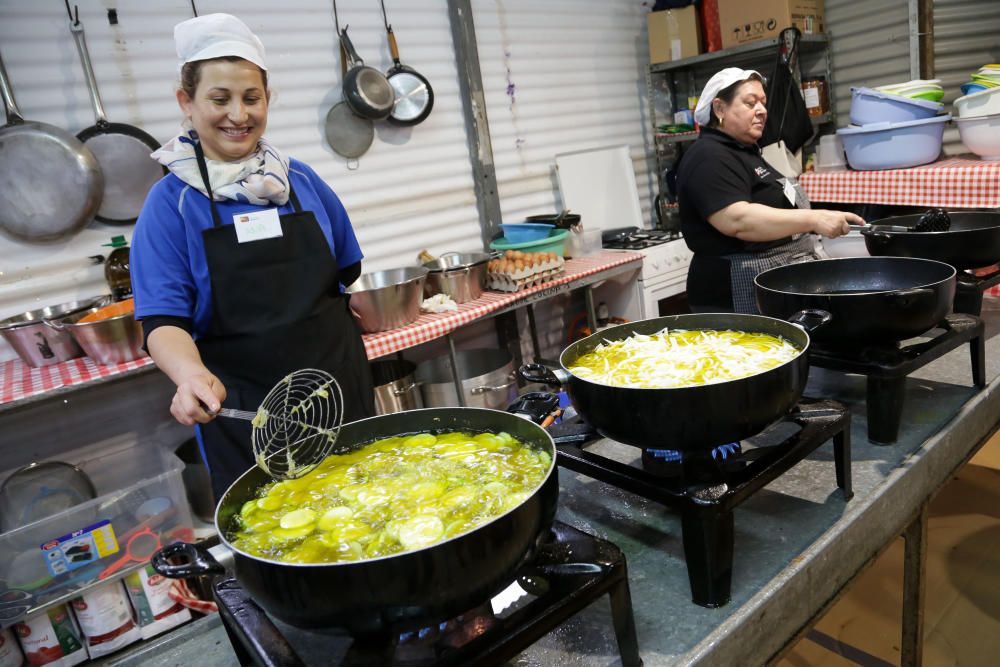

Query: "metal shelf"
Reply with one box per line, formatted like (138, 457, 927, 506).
(654, 131, 699, 144)
(650, 33, 829, 73)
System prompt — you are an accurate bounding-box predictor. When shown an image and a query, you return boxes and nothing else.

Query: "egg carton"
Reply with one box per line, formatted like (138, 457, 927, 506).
(488, 266, 565, 292)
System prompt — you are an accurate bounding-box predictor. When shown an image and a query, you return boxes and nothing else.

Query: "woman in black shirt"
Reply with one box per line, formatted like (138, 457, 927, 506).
(676, 68, 864, 313)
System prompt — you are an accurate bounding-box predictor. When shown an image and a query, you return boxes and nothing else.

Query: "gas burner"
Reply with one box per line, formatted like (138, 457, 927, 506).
(955, 267, 1000, 316)
(809, 313, 985, 444)
(601, 226, 679, 250)
(547, 397, 852, 607)
(212, 522, 641, 667)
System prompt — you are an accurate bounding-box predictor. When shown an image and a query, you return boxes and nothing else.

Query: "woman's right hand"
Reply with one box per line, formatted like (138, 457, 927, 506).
(811, 210, 865, 238)
(171, 372, 227, 426)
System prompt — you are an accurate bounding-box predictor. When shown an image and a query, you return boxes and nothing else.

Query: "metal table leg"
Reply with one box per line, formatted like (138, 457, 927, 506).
(584, 287, 598, 333)
(526, 304, 542, 362)
(446, 333, 466, 407)
(901, 503, 928, 667)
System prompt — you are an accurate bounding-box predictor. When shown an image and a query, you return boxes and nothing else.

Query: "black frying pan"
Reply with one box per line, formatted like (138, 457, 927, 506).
(68, 6, 164, 225)
(380, 1, 433, 126)
(337, 24, 394, 121)
(863, 211, 1000, 271)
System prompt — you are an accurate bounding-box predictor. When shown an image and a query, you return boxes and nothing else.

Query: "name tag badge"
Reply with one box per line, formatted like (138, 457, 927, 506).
(233, 208, 283, 244)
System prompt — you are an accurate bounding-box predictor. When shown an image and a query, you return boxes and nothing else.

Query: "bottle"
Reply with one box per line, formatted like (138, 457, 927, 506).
(103, 235, 132, 301)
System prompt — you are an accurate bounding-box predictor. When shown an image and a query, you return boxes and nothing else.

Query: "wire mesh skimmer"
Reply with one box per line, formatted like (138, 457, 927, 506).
(215, 369, 344, 480)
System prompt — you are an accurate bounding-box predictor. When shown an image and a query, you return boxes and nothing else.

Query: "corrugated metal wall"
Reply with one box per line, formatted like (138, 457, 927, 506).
(825, 0, 913, 123)
(933, 0, 1000, 154)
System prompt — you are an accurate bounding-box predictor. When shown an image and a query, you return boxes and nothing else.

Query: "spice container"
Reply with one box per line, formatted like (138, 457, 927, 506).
(801, 77, 829, 118)
(103, 235, 132, 301)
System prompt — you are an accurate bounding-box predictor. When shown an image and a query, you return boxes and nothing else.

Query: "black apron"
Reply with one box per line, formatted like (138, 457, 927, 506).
(191, 142, 374, 501)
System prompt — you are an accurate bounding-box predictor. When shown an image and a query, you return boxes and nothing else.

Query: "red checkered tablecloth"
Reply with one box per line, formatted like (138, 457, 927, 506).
(0, 251, 642, 408)
(799, 157, 1000, 208)
(362, 251, 642, 359)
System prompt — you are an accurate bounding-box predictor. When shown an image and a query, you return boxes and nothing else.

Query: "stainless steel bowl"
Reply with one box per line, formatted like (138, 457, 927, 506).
(0, 295, 110, 367)
(47, 305, 147, 365)
(422, 252, 491, 303)
(346, 267, 429, 333)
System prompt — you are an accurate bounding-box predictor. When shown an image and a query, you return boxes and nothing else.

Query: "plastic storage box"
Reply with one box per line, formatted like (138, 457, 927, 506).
(0, 438, 193, 624)
(836, 115, 951, 170)
(849, 87, 943, 125)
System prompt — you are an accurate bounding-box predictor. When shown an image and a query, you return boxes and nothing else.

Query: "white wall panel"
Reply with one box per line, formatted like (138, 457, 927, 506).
(470, 0, 656, 229)
(933, 0, 1000, 155)
(0, 0, 481, 360)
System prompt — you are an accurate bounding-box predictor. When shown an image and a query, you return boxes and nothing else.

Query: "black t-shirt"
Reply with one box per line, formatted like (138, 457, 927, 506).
(675, 127, 797, 310)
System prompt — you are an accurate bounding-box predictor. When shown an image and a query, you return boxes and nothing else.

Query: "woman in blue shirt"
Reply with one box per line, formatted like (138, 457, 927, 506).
(132, 14, 374, 500)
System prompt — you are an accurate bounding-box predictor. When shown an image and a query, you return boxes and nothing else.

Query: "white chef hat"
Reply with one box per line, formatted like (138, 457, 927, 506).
(174, 13, 267, 72)
(693, 68, 762, 126)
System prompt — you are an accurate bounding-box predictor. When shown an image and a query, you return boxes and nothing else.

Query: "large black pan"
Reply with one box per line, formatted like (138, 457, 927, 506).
(755, 257, 956, 344)
(863, 212, 1000, 270)
(339, 27, 394, 121)
(151, 407, 557, 636)
(0, 47, 102, 242)
(380, 2, 433, 126)
(69, 12, 164, 225)
(521, 311, 828, 453)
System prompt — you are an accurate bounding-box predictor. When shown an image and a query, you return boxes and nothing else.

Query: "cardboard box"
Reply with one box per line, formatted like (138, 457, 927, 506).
(647, 7, 701, 64)
(717, 0, 824, 49)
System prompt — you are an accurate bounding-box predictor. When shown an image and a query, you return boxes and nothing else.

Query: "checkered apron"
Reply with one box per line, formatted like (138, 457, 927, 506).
(725, 234, 825, 314)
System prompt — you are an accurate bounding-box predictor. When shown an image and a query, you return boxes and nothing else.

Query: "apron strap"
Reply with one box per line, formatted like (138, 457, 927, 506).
(288, 183, 302, 212)
(193, 140, 224, 228)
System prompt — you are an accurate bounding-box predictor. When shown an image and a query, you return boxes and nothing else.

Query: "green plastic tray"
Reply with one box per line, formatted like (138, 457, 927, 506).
(490, 228, 570, 256)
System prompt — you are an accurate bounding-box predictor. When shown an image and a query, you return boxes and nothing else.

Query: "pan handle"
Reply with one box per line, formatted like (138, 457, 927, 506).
(69, 19, 108, 124)
(386, 26, 402, 66)
(888, 287, 933, 307)
(0, 48, 25, 124)
(861, 228, 893, 246)
(151, 541, 226, 579)
(519, 363, 569, 387)
(787, 309, 832, 333)
(339, 27, 365, 67)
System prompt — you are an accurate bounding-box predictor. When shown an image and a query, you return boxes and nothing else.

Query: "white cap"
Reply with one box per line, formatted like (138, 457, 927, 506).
(694, 67, 762, 126)
(174, 13, 267, 71)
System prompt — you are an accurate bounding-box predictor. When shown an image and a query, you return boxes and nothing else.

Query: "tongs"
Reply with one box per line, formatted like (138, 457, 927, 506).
(849, 208, 951, 234)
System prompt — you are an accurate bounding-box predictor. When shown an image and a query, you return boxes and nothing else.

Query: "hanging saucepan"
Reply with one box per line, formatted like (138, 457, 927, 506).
(520, 311, 830, 454)
(68, 8, 164, 225)
(862, 211, 1000, 271)
(0, 46, 102, 242)
(150, 407, 558, 636)
(755, 257, 956, 344)
(379, 2, 433, 126)
(339, 27, 394, 121)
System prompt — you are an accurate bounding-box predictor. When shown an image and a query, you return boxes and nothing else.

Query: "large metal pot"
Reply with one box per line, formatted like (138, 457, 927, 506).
(755, 257, 956, 344)
(346, 267, 428, 333)
(416, 348, 518, 410)
(421, 252, 490, 303)
(150, 407, 558, 636)
(0, 296, 108, 367)
(46, 305, 146, 365)
(370, 359, 423, 414)
(521, 311, 828, 453)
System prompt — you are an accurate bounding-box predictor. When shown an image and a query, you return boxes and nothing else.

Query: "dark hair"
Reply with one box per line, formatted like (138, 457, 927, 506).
(179, 56, 268, 99)
(705, 73, 764, 128)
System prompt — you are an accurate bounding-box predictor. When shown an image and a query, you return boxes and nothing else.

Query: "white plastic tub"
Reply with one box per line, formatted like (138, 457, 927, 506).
(849, 87, 943, 125)
(954, 87, 1000, 119)
(836, 115, 950, 170)
(955, 112, 1000, 160)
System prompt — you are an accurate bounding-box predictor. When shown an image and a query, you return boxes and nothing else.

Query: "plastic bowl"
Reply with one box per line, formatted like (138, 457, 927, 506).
(490, 229, 570, 256)
(954, 86, 1000, 118)
(836, 115, 950, 171)
(955, 112, 1000, 160)
(499, 223, 555, 244)
(961, 82, 990, 96)
(849, 87, 944, 125)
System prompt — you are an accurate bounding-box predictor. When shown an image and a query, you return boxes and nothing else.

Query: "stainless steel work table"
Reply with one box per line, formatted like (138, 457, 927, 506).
(111, 299, 1000, 667)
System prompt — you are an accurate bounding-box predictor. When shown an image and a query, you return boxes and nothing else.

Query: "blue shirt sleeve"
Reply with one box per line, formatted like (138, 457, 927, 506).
(131, 178, 198, 320)
(291, 160, 363, 269)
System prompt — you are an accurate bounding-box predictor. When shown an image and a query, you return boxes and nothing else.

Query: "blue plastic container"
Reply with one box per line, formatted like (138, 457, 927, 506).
(836, 115, 951, 171)
(961, 82, 989, 96)
(499, 223, 555, 244)
(849, 87, 944, 125)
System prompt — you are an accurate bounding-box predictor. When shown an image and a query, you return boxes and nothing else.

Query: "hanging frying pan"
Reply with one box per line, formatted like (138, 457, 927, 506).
(0, 46, 102, 243)
(67, 6, 164, 225)
(325, 41, 374, 166)
(339, 27, 394, 121)
(379, 1, 433, 126)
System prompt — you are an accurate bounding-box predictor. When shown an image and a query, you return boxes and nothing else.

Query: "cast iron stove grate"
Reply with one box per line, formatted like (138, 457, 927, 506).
(546, 397, 852, 608)
(212, 522, 642, 666)
(601, 226, 679, 250)
(954, 268, 1000, 317)
(808, 313, 985, 444)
